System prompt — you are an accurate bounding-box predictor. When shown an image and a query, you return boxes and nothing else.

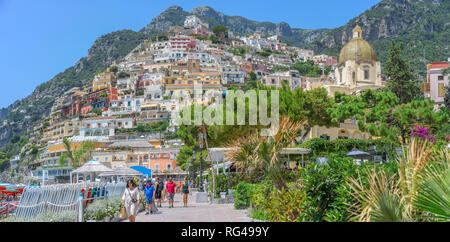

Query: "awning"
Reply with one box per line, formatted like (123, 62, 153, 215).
(1, 189, 21, 194)
(130, 166, 152, 177)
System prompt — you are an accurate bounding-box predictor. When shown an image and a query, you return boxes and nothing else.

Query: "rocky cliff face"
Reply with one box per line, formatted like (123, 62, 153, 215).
(141, 6, 189, 34)
(141, 5, 318, 41)
(311, 0, 448, 78)
(313, 0, 446, 50)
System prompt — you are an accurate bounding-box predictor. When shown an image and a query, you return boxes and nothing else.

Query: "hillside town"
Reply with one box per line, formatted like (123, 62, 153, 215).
(1, 0, 449, 225)
(6, 15, 448, 185)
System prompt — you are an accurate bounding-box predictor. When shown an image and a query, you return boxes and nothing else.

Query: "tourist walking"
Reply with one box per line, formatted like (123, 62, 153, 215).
(166, 177, 177, 208)
(154, 177, 164, 207)
(122, 179, 140, 222)
(177, 180, 182, 193)
(143, 180, 155, 215)
(162, 179, 168, 202)
(182, 177, 190, 207)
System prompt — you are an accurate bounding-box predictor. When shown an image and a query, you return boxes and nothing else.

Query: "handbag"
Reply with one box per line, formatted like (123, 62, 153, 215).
(120, 207, 127, 219)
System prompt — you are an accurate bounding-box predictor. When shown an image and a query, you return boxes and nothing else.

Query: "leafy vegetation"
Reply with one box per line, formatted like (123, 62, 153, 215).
(291, 60, 329, 77)
(384, 41, 422, 104)
(136, 121, 169, 133)
(329, 89, 449, 143)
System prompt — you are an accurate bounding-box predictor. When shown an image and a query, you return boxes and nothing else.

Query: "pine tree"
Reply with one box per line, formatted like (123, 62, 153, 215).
(385, 41, 422, 104)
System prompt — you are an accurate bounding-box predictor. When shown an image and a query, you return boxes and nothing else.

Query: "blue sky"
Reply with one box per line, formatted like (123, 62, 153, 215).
(0, 0, 381, 108)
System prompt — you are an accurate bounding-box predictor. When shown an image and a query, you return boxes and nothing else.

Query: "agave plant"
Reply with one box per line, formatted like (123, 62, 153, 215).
(348, 138, 449, 222)
(413, 149, 449, 221)
(348, 167, 409, 222)
(226, 116, 306, 190)
(370, 189, 409, 222)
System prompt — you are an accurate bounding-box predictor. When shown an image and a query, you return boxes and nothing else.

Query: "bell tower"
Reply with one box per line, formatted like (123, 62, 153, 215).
(352, 25, 362, 39)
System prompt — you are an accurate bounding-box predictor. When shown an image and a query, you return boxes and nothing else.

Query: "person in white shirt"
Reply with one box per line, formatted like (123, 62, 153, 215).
(122, 179, 140, 222)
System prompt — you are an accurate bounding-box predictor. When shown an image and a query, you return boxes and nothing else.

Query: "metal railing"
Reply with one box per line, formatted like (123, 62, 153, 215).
(2, 182, 126, 222)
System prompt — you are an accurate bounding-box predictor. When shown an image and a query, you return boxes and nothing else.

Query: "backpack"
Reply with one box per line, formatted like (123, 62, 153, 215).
(157, 182, 164, 192)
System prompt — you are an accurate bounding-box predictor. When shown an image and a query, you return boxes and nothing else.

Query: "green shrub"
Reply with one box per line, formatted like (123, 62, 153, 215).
(250, 180, 307, 222)
(300, 156, 364, 221)
(266, 188, 307, 222)
(2, 210, 78, 222)
(249, 208, 271, 221)
(84, 198, 122, 221)
(215, 174, 229, 196)
(234, 182, 255, 209)
(250, 179, 274, 210)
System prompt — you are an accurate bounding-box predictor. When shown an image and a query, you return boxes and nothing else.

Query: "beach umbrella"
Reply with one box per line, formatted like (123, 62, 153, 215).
(71, 159, 114, 183)
(347, 149, 371, 160)
(71, 160, 114, 174)
(1, 189, 21, 194)
(0, 184, 17, 190)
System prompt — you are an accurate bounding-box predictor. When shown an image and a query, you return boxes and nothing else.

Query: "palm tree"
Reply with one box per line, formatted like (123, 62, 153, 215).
(227, 116, 306, 190)
(59, 137, 95, 168)
(59, 137, 75, 168)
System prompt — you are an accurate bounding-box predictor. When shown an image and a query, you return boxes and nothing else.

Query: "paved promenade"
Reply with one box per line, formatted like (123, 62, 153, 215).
(127, 192, 252, 222)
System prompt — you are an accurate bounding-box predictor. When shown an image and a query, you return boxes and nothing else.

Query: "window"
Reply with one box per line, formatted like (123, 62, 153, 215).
(352, 72, 356, 83)
(338, 129, 348, 139)
(364, 70, 369, 80)
(438, 75, 444, 81)
(320, 134, 330, 140)
(155, 164, 160, 171)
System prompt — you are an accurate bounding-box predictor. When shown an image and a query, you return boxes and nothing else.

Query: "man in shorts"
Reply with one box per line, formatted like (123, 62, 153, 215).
(166, 177, 177, 208)
(143, 180, 155, 215)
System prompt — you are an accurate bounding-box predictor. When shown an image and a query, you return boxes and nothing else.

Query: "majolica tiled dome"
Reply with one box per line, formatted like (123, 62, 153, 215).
(338, 25, 376, 66)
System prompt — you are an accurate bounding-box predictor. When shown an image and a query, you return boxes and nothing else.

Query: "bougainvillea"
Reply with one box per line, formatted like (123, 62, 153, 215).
(411, 125, 436, 144)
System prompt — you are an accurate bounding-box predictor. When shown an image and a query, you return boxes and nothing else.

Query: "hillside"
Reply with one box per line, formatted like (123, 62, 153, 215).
(0, 30, 148, 153)
(140, 6, 329, 48)
(0, 0, 448, 158)
(141, 1, 448, 78)
(310, 0, 450, 79)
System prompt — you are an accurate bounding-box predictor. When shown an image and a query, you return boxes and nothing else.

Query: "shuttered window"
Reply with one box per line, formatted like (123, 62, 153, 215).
(438, 83, 445, 97)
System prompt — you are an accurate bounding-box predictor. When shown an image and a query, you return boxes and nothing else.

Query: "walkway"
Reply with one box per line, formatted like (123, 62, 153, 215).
(128, 192, 252, 222)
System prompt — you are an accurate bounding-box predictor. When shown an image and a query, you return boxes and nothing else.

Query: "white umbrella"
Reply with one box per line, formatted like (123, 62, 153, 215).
(347, 149, 371, 159)
(71, 160, 114, 183)
(71, 160, 114, 174)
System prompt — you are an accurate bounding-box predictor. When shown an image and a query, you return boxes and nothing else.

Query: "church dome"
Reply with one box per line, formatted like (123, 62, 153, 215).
(338, 25, 376, 66)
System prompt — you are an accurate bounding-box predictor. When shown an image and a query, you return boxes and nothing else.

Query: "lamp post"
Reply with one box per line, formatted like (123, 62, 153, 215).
(192, 150, 196, 188)
(198, 132, 204, 192)
(187, 157, 190, 183)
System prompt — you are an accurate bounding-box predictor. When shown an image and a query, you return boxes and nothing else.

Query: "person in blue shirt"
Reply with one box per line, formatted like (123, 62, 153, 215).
(143, 180, 155, 215)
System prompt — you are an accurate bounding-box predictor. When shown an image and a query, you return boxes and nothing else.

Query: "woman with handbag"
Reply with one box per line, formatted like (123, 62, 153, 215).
(121, 179, 140, 222)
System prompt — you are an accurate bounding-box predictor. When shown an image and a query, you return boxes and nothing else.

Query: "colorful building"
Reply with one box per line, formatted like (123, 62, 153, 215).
(421, 61, 449, 108)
